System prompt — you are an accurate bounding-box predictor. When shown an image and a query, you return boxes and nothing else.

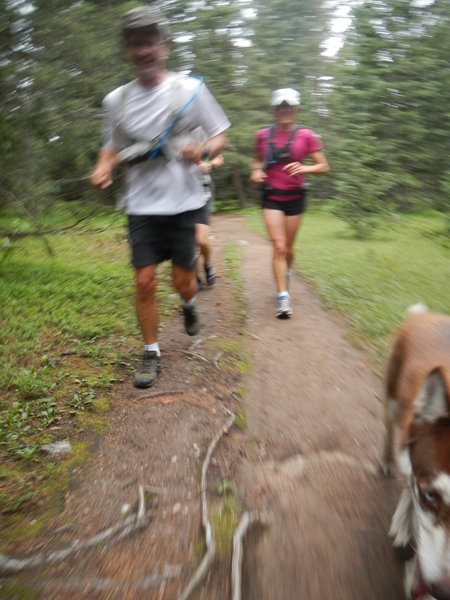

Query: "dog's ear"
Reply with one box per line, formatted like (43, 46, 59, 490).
(413, 367, 449, 425)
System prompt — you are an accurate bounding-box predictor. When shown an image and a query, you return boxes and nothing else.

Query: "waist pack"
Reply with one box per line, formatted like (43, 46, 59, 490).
(263, 183, 310, 199)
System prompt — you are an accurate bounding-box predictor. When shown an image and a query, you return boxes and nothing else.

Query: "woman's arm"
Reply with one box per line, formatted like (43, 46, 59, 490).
(283, 151, 329, 176)
(249, 159, 267, 185)
(250, 130, 268, 185)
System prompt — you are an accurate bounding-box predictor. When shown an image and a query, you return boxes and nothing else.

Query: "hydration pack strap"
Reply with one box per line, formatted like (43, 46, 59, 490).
(267, 125, 299, 165)
(116, 74, 204, 165)
(148, 75, 203, 161)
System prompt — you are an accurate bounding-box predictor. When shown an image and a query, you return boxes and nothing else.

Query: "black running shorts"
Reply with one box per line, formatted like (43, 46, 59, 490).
(195, 198, 212, 226)
(261, 196, 307, 216)
(128, 209, 201, 270)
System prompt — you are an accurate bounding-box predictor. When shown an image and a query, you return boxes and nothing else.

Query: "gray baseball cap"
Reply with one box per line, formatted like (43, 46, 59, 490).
(122, 6, 171, 40)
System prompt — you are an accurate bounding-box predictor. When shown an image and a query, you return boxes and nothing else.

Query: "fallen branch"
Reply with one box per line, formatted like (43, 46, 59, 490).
(213, 352, 223, 369)
(178, 350, 211, 364)
(249, 333, 264, 341)
(137, 390, 216, 412)
(190, 335, 217, 349)
(0, 485, 151, 575)
(139, 389, 186, 400)
(177, 413, 235, 600)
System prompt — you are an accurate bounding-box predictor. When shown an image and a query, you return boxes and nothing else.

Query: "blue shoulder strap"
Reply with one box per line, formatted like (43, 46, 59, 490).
(149, 75, 204, 160)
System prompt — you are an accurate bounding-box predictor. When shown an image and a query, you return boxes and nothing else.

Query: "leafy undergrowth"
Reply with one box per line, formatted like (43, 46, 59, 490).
(0, 203, 175, 547)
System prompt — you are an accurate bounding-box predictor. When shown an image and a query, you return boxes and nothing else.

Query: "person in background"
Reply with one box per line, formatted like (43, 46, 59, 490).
(90, 5, 230, 388)
(195, 153, 224, 289)
(250, 88, 329, 319)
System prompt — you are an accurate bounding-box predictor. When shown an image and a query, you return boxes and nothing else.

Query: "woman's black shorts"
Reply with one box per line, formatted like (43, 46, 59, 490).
(261, 194, 307, 216)
(195, 197, 212, 226)
(128, 208, 202, 270)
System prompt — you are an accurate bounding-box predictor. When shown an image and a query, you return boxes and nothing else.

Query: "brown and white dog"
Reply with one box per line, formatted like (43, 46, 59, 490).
(383, 304, 450, 599)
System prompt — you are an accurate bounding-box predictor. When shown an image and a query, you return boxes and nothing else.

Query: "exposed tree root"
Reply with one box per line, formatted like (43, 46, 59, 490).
(1, 411, 237, 600)
(177, 413, 235, 600)
(232, 511, 270, 600)
(11, 564, 184, 594)
(0, 485, 151, 576)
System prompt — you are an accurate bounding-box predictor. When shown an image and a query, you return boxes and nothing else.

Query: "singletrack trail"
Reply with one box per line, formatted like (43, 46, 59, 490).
(213, 214, 404, 600)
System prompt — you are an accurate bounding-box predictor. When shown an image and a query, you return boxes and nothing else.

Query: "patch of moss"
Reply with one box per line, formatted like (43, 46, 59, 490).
(0, 581, 41, 600)
(62, 441, 91, 470)
(3, 443, 93, 546)
(210, 494, 241, 561)
(5, 513, 48, 544)
(193, 537, 206, 559)
(211, 338, 241, 355)
(76, 410, 109, 435)
(210, 339, 252, 377)
(234, 360, 252, 376)
(234, 408, 246, 431)
(92, 395, 110, 414)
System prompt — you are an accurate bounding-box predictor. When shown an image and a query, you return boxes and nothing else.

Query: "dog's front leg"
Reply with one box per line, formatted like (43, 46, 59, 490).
(389, 486, 414, 547)
(381, 397, 397, 476)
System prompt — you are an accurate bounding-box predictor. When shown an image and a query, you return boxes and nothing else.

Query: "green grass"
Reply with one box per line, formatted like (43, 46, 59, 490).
(245, 207, 450, 370)
(223, 242, 245, 303)
(0, 202, 174, 544)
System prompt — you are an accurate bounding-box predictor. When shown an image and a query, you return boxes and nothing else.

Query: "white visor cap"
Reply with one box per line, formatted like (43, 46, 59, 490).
(271, 88, 301, 107)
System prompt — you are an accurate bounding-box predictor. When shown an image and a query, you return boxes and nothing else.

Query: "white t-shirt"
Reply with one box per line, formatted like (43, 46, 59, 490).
(102, 75, 230, 215)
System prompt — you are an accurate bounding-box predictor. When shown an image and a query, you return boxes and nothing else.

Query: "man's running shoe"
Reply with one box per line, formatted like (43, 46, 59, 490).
(204, 264, 216, 286)
(133, 350, 161, 388)
(276, 295, 292, 319)
(182, 303, 201, 335)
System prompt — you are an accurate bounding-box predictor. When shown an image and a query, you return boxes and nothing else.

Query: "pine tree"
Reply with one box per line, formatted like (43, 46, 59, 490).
(328, 0, 450, 236)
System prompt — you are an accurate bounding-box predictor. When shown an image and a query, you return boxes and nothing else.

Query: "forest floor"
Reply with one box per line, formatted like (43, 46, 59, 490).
(1, 214, 406, 600)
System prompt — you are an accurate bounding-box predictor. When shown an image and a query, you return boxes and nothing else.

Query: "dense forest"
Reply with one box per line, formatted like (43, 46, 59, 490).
(1, 0, 449, 237)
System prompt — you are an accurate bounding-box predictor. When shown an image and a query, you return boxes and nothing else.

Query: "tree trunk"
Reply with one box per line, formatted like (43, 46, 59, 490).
(231, 166, 247, 209)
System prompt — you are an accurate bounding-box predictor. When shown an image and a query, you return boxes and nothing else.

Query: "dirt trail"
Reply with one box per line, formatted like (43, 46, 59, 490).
(1, 214, 405, 600)
(213, 215, 405, 599)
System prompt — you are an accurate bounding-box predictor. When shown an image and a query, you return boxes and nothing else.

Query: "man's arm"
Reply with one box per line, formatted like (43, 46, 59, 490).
(90, 147, 119, 189)
(210, 154, 224, 170)
(181, 132, 227, 164)
(204, 133, 227, 161)
(199, 153, 224, 174)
